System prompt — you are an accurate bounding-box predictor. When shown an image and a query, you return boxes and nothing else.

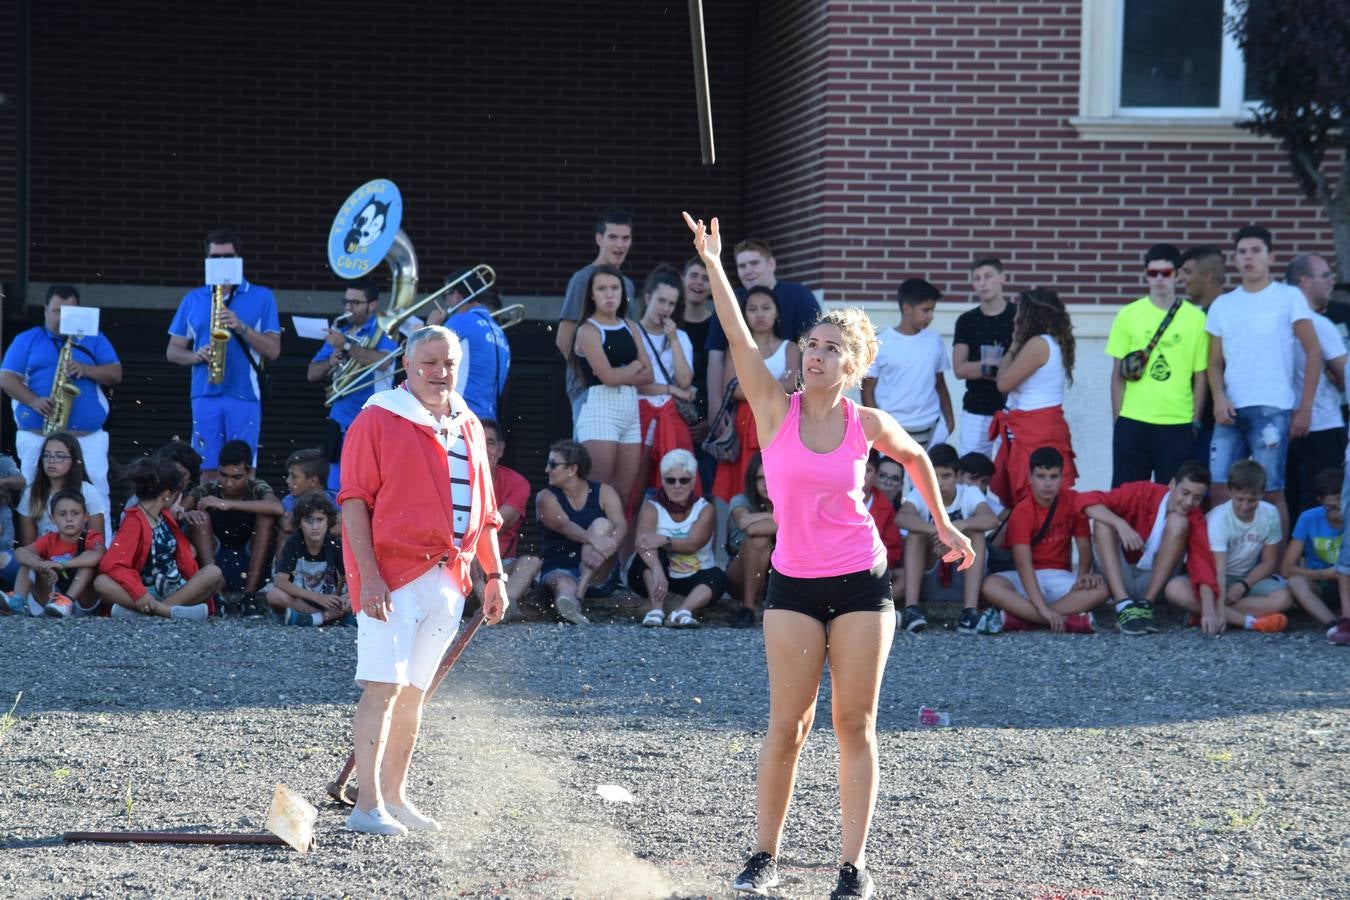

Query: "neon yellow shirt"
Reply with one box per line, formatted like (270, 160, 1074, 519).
(1106, 297, 1210, 425)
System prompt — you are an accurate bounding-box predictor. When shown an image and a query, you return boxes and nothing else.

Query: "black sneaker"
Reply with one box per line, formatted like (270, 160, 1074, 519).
(734, 607, 756, 629)
(1116, 600, 1157, 636)
(830, 863, 874, 899)
(732, 851, 779, 894)
(957, 607, 981, 635)
(900, 605, 927, 633)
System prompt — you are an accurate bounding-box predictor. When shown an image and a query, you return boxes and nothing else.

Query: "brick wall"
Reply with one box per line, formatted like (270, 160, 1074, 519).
(0, 11, 16, 284)
(21, 0, 749, 296)
(746, 1, 1337, 306)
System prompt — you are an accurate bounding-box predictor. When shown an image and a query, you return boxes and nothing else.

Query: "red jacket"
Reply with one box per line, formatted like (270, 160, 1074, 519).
(865, 488, 904, 567)
(98, 506, 200, 600)
(1075, 481, 1217, 594)
(989, 406, 1078, 508)
(338, 387, 502, 612)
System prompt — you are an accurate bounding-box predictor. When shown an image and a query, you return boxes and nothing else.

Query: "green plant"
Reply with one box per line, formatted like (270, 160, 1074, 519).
(1224, 793, 1266, 829)
(0, 692, 22, 745)
(124, 777, 134, 827)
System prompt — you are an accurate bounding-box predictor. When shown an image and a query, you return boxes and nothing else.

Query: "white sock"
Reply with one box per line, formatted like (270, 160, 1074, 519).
(311, 612, 323, 626)
(1114, 599, 1133, 613)
(1244, 614, 1257, 630)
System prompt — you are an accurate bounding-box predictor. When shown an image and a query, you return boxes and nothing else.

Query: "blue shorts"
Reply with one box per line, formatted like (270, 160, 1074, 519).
(540, 563, 620, 599)
(192, 396, 261, 471)
(1209, 406, 1290, 490)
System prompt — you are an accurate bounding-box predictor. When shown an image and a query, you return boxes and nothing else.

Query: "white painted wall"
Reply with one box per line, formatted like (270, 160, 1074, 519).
(834, 301, 1119, 492)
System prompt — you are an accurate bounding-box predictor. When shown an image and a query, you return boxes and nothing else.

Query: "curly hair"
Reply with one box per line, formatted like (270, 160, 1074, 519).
(1010, 288, 1075, 386)
(800, 307, 878, 392)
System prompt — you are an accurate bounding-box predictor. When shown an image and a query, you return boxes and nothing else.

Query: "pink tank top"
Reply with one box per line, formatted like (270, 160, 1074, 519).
(760, 393, 885, 578)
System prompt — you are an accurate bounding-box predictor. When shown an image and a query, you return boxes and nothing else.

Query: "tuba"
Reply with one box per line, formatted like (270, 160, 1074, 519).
(324, 179, 500, 406)
(208, 284, 230, 385)
(43, 336, 81, 436)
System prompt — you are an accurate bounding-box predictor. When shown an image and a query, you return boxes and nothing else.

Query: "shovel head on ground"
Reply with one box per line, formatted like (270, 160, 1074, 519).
(265, 783, 317, 852)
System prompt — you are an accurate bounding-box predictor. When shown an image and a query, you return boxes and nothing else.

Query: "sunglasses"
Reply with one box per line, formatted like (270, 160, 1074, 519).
(1146, 267, 1175, 278)
(544, 459, 570, 469)
(663, 476, 693, 485)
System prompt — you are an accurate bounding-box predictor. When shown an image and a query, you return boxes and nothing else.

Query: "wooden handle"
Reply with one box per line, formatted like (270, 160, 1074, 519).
(64, 831, 286, 846)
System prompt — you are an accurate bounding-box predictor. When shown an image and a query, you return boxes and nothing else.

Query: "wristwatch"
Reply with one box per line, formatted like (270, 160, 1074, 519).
(486, 572, 509, 584)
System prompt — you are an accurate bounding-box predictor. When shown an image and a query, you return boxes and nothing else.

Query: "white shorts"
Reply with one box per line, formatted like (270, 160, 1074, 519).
(993, 568, 1078, 604)
(355, 563, 466, 690)
(958, 410, 996, 458)
(575, 384, 641, 444)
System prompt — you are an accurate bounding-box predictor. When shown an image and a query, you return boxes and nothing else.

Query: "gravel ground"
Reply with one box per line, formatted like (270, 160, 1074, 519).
(0, 604, 1346, 899)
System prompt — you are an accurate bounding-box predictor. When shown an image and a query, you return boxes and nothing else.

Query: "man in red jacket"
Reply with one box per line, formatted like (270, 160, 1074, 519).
(1077, 460, 1218, 636)
(338, 325, 507, 836)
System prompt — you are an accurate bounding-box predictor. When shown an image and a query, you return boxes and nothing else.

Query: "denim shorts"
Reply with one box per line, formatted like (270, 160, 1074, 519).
(1209, 405, 1290, 490)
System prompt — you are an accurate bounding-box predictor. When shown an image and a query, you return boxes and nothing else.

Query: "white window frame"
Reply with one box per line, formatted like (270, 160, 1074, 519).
(1071, 0, 1269, 142)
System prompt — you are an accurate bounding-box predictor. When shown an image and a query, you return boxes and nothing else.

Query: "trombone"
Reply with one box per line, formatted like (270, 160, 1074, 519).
(325, 264, 499, 406)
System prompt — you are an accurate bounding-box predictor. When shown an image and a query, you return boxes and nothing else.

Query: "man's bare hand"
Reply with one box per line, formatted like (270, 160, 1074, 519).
(360, 572, 391, 622)
(482, 578, 507, 625)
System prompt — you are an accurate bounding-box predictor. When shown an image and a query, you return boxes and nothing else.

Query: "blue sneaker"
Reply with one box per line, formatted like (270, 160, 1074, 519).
(975, 607, 1003, 635)
(4, 592, 28, 616)
(283, 608, 315, 627)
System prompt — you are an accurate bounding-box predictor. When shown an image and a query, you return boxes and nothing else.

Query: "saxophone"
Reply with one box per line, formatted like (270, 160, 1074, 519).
(43, 336, 81, 436)
(208, 284, 230, 385)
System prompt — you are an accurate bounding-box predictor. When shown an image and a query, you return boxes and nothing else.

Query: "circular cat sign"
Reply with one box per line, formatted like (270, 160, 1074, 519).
(327, 179, 404, 278)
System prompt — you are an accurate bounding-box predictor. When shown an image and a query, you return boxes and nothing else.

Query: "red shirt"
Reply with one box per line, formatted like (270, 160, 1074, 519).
(98, 506, 199, 601)
(865, 488, 904, 567)
(32, 530, 105, 560)
(1075, 480, 1218, 594)
(1006, 490, 1087, 572)
(492, 464, 531, 560)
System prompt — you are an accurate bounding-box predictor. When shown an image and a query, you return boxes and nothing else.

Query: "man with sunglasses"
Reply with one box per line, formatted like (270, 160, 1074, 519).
(1105, 244, 1211, 487)
(166, 229, 281, 481)
(1282, 253, 1346, 512)
(307, 277, 398, 490)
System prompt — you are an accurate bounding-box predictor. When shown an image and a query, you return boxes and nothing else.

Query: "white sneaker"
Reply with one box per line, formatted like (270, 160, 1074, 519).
(345, 805, 408, 836)
(110, 603, 145, 620)
(169, 603, 209, 621)
(555, 595, 590, 625)
(387, 802, 441, 831)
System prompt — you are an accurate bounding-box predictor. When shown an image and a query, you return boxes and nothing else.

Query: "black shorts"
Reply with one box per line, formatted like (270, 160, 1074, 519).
(627, 552, 728, 601)
(765, 561, 894, 625)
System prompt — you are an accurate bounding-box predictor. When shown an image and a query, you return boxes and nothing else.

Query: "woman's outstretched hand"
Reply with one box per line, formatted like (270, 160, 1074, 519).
(682, 212, 722, 263)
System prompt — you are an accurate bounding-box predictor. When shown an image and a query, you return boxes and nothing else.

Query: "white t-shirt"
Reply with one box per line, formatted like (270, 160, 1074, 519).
(866, 327, 949, 429)
(19, 481, 112, 544)
(637, 326, 695, 407)
(1206, 281, 1312, 410)
(1292, 311, 1347, 433)
(1206, 499, 1282, 580)
(905, 482, 989, 525)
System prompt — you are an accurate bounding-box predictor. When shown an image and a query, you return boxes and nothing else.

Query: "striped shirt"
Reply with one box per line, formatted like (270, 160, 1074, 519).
(434, 413, 473, 545)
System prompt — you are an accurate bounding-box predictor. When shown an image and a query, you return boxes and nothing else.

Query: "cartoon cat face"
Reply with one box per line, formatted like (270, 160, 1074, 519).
(345, 199, 389, 252)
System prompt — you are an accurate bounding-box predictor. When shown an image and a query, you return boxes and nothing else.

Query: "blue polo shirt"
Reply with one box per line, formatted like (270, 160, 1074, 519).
(446, 306, 511, 421)
(704, 279, 822, 351)
(168, 280, 281, 402)
(1, 326, 120, 432)
(311, 316, 398, 429)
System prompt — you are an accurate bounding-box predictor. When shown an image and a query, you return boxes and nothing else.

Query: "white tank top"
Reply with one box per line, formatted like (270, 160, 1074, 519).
(1007, 335, 1065, 411)
(652, 496, 715, 577)
(763, 339, 789, 380)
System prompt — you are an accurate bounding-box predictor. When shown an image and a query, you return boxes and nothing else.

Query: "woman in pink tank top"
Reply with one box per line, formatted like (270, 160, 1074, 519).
(684, 213, 976, 898)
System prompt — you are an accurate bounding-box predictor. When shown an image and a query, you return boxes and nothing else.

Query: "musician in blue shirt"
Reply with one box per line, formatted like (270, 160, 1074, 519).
(307, 277, 398, 490)
(0, 285, 122, 496)
(165, 229, 281, 481)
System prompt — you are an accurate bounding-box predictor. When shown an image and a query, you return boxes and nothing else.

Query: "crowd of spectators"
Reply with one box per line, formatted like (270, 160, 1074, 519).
(0, 212, 1347, 644)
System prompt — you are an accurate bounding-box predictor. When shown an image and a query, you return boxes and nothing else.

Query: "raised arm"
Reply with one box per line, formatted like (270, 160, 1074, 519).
(683, 213, 789, 434)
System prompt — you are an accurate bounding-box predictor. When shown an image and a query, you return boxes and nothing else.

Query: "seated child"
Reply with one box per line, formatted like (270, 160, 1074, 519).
(897, 443, 997, 634)
(864, 450, 904, 598)
(725, 451, 776, 628)
(7, 489, 106, 617)
(959, 449, 1011, 571)
(183, 440, 284, 594)
(1194, 460, 1292, 634)
(1283, 468, 1350, 644)
(95, 455, 224, 620)
(979, 448, 1105, 634)
(266, 491, 350, 626)
(276, 448, 340, 564)
(1078, 460, 1217, 635)
(0, 451, 23, 590)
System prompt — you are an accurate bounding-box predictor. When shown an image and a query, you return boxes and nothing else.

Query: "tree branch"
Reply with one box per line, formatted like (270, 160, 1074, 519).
(1293, 149, 1335, 214)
